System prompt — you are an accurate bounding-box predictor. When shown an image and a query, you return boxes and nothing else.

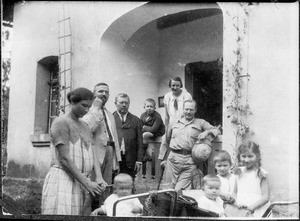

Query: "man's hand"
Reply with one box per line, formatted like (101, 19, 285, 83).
(93, 97, 103, 110)
(160, 160, 166, 170)
(198, 130, 211, 140)
(135, 161, 142, 172)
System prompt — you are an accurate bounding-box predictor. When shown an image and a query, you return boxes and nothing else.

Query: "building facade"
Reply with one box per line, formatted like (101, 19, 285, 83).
(3, 1, 299, 216)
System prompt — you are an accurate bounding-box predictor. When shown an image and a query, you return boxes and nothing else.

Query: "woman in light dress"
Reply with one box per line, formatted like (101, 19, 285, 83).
(41, 87, 106, 215)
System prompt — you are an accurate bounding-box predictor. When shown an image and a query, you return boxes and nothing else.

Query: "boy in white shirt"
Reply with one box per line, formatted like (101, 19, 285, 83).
(91, 173, 143, 216)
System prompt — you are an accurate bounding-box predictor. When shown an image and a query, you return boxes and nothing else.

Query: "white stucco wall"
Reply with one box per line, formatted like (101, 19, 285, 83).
(246, 3, 299, 201)
(220, 2, 299, 201)
(64, 1, 147, 90)
(96, 19, 161, 116)
(7, 2, 59, 175)
(7, 1, 146, 177)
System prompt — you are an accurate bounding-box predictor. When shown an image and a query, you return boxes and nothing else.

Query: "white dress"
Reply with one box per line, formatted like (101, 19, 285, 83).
(236, 167, 270, 217)
(163, 90, 192, 127)
(41, 116, 94, 215)
(217, 173, 237, 196)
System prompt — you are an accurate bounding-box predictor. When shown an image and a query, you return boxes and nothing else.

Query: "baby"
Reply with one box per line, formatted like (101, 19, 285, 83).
(196, 174, 225, 217)
(90, 173, 143, 216)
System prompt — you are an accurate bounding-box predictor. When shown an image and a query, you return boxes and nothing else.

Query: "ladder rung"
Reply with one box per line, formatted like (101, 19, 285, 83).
(58, 17, 70, 23)
(58, 34, 71, 39)
(60, 86, 71, 91)
(59, 51, 72, 56)
(59, 68, 71, 73)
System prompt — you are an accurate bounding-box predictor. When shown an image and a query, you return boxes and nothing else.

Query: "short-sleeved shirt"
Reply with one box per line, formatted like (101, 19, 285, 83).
(50, 115, 92, 165)
(163, 90, 192, 126)
(169, 118, 217, 151)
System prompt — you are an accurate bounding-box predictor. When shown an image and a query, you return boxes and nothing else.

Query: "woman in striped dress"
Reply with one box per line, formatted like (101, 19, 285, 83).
(42, 88, 106, 215)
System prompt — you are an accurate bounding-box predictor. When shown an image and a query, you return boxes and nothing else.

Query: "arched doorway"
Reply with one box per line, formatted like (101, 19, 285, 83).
(99, 3, 223, 176)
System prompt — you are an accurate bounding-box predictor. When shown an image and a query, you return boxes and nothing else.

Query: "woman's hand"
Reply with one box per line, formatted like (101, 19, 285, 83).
(86, 180, 104, 197)
(96, 177, 108, 190)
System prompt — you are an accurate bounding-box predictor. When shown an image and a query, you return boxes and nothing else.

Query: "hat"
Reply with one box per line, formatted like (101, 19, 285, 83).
(192, 143, 212, 164)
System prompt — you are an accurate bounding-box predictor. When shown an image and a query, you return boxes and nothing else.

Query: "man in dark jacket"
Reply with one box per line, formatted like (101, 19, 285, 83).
(113, 93, 144, 180)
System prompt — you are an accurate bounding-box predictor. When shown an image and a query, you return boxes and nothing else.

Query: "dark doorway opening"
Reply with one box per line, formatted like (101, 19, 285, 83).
(185, 59, 223, 175)
(185, 60, 223, 126)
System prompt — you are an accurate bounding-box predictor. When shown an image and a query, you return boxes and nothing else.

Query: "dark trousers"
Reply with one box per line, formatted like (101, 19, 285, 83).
(142, 154, 155, 177)
(119, 153, 136, 193)
(91, 145, 114, 211)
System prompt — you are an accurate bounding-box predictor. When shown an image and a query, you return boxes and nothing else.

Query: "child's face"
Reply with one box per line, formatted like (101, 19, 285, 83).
(115, 181, 133, 197)
(215, 161, 231, 177)
(240, 149, 258, 169)
(203, 180, 221, 200)
(144, 101, 155, 115)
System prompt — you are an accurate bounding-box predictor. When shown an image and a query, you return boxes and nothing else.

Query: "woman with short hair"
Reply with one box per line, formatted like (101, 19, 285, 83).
(41, 87, 106, 215)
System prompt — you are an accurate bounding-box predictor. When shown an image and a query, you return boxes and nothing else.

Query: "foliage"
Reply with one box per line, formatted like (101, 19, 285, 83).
(224, 3, 256, 163)
(1, 25, 12, 175)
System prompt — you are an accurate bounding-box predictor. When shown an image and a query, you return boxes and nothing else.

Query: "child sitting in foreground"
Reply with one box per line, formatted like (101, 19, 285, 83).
(90, 173, 143, 217)
(196, 174, 225, 217)
(213, 150, 236, 204)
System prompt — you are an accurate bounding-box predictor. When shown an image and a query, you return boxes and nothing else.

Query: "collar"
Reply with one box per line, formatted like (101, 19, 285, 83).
(178, 117, 195, 125)
(171, 90, 184, 100)
(117, 111, 128, 119)
(102, 106, 107, 112)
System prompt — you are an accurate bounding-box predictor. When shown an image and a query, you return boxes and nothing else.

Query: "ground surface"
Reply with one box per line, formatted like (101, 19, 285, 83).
(2, 161, 298, 218)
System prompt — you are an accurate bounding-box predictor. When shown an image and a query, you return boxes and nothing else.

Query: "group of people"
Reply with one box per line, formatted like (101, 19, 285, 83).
(41, 76, 271, 218)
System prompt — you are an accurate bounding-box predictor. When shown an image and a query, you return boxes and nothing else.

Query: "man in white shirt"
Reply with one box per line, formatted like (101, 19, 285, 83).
(82, 83, 121, 208)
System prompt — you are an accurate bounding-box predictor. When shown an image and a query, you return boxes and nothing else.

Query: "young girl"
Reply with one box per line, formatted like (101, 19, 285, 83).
(233, 140, 271, 217)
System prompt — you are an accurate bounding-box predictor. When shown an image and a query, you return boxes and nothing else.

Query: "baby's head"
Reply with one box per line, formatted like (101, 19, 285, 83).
(201, 174, 221, 200)
(144, 98, 156, 115)
(213, 150, 232, 177)
(114, 173, 133, 197)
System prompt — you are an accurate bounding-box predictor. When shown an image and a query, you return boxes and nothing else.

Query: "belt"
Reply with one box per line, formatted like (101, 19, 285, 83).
(171, 149, 191, 155)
